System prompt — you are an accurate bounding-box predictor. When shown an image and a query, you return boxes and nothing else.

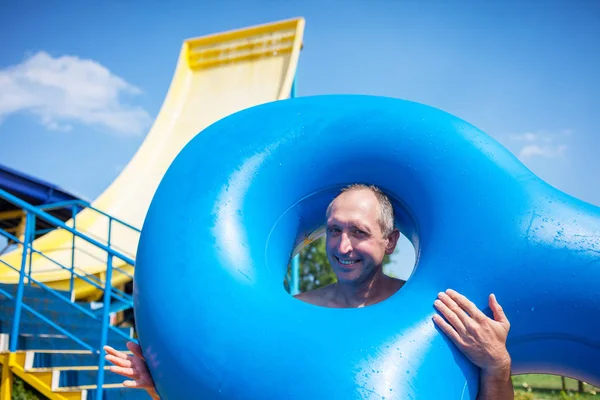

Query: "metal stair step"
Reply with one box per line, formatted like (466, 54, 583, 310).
(0, 311, 125, 338)
(0, 283, 73, 302)
(24, 365, 126, 389)
(0, 287, 132, 317)
(0, 320, 132, 346)
(29, 350, 128, 368)
(2, 333, 130, 352)
(1, 298, 114, 318)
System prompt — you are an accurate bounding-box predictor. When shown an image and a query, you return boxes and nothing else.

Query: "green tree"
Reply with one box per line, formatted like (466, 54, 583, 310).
(285, 236, 392, 293)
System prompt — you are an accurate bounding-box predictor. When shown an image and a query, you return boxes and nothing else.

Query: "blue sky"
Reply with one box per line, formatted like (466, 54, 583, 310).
(1, 0, 599, 275)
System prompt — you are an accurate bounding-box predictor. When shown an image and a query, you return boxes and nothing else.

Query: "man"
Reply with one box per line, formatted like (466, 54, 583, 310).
(105, 184, 513, 400)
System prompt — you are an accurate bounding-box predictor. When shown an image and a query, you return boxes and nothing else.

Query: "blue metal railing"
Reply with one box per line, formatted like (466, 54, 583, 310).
(2, 198, 140, 296)
(0, 188, 138, 399)
(39, 199, 140, 257)
(0, 261, 132, 343)
(38, 198, 139, 299)
(39, 198, 141, 236)
(0, 219, 134, 305)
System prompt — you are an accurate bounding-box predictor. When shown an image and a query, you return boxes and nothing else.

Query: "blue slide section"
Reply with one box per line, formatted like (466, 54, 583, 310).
(0, 162, 83, 205)
(0, 163, 84, 236)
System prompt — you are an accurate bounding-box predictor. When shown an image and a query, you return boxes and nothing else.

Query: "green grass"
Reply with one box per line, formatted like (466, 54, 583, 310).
(513, 374, 599, 399)
(514, 389, 598, 400)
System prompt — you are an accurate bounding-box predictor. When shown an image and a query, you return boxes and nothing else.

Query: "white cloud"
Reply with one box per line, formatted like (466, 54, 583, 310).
(520, 143, 567, 158)
(0, 51, 151, 136)
(509, 130, 571, 159)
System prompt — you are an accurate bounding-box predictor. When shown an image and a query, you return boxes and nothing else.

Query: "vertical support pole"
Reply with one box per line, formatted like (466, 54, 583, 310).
(9, 213, 35, 352)
(0, 353, 14, 400)
(290, 254, 300, 296)
(96, 221, 114, 400)
(26, 227, 34, 287)
(70, 204, 77, 297)
(289, 74, 300, 295)
(15, 213, 26, 249)
(107, 217, 112, 247)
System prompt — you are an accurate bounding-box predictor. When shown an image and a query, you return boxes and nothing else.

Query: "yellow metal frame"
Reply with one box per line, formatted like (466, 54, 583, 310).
(186, 18, 304, 71)
(0, 210, 24, 221)
(0, 351, 84, 400)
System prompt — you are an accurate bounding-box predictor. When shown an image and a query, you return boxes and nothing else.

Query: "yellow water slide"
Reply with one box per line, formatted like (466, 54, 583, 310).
(0, 18, 306, 300)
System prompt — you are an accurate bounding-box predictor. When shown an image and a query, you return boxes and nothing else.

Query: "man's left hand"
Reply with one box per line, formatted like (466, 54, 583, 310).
(432, 289, 511, 375)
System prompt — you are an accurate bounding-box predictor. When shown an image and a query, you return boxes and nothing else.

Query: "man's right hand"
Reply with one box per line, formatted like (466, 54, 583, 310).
(104, 342, 159, 399)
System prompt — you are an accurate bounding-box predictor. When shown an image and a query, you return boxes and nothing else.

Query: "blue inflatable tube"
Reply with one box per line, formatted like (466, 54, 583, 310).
(134, 95, 600, 399)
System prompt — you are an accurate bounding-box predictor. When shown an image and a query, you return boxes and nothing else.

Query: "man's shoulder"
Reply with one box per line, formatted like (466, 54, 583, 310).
(293, 284, 336, 307)
(390, 277, 406, 290)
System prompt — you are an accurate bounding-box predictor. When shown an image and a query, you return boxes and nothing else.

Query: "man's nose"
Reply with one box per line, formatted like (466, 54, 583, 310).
(338, 232, 353, 254)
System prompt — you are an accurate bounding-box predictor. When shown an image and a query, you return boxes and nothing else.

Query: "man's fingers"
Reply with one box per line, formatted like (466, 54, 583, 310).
(109, 365, 136, 378)
(123, 379, 153, 390)
(489, 294, 510, 326)
(434, 298, 467, 334)
(446, 289, 487, 321)
(432, 314, 462, 346)
(123, 379, 152, 389)
(437, 292, 472, 327)
(127, 341, 145, 360)
(103, 345, 129, 360)
(106, 354, 132, 368)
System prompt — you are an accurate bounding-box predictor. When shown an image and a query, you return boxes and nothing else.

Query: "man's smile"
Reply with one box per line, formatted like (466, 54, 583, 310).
(335, 256, 360, 266)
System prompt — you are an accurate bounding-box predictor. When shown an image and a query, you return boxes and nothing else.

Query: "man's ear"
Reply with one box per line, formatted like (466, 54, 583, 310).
(385, 229, 400, 254)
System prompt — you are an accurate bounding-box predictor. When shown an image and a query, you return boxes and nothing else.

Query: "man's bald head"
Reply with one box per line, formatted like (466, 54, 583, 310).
(326, 184, 395, 237)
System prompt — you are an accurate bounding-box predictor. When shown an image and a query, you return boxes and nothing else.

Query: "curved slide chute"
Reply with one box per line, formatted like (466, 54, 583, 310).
(0, 17, 305, 300)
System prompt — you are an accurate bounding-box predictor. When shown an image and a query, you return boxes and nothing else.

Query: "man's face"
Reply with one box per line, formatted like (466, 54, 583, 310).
(325, 189, 397, 284)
